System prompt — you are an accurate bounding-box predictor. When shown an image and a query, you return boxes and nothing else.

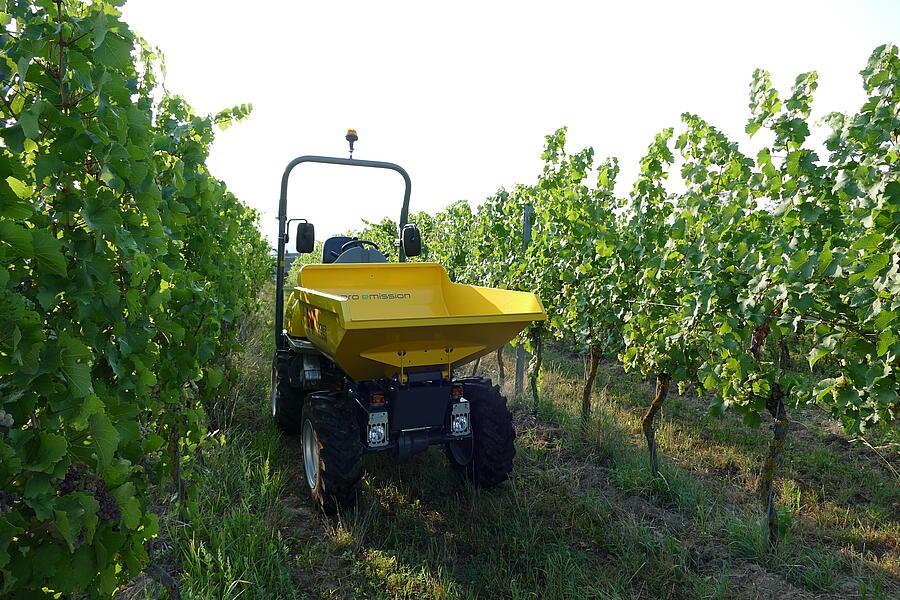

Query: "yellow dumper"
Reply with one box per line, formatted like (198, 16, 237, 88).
(271, 134, 545, 512)
(285, 263, 544, 381)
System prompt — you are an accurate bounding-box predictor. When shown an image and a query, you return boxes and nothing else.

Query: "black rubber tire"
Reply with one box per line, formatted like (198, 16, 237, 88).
(272, 353, 301, 434)
(445, 378, 515, 488)
(302, 393, 364, 514)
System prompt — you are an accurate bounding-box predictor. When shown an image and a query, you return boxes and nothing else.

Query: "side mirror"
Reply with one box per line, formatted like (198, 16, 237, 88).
(296, 221, 315, 253)
(401, 224, 421, 258)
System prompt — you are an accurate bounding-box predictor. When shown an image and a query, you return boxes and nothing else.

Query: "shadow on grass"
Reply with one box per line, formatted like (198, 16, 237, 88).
(334, 437, 620, 598)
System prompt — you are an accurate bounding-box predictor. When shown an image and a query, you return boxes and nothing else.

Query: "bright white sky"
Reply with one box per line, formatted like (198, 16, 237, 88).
(122, 0, 899, 244)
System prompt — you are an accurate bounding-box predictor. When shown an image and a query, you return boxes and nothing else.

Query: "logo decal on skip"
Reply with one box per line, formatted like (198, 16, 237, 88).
(347, 293, 412, 300)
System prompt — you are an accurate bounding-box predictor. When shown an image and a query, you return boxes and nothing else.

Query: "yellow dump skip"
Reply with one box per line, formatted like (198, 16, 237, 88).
(285, 263, 546, 381)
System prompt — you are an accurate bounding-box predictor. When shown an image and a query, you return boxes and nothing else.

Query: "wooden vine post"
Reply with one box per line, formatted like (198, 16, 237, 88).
(514, 204, 534, 399)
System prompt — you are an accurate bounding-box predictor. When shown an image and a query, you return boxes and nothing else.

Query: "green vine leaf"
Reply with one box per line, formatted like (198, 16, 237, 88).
(31, 231, 67, 277)
(89, 412, 119, 468)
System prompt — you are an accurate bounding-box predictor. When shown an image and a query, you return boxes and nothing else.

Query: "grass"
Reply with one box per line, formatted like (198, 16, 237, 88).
(118, 291, 900, 599)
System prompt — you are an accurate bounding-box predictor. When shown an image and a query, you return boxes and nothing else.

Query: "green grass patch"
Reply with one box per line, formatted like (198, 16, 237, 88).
(120, 302, 899, 599)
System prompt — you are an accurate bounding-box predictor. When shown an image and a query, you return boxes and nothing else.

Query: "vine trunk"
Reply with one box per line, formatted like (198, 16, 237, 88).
(581, 344, 602, 423)
(759, 385, 788, 549)
(528, 329, 544, 407)
(641, 373, 671, 475)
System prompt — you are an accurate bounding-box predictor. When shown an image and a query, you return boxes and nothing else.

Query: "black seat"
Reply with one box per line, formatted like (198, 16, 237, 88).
(323, 236, 353, 264)
(323, 235, 388, 264)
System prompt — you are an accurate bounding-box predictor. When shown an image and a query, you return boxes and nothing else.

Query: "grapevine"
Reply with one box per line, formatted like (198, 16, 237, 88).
(0, 1, 270, 594)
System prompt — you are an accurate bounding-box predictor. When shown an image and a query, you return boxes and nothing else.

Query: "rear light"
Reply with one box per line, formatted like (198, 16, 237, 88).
(451, 413, 469, 433)
(370, 393, 385, 407)
(450, 385, 463, 398)
(368, 424, 386, 444)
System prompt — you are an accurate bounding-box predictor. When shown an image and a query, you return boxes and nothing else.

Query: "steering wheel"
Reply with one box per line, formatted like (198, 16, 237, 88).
(329, 238, 381, 259)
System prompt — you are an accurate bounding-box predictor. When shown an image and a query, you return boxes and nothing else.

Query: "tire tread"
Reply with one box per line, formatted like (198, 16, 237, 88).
(306, 393, 363, 513)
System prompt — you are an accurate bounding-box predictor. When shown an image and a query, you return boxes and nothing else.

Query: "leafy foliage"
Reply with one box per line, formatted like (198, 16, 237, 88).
(398, 45, 898, 437)
(0, 0, 270, 594)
